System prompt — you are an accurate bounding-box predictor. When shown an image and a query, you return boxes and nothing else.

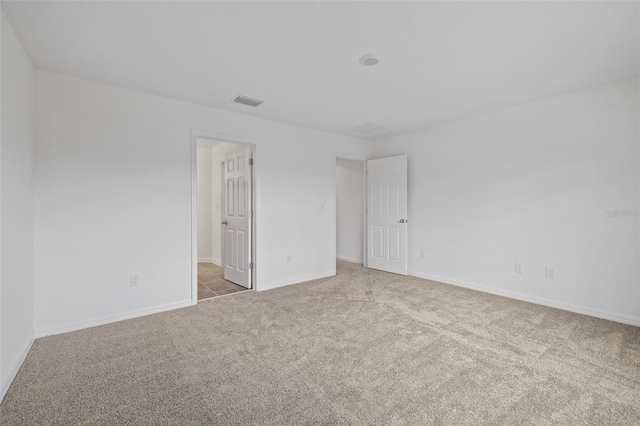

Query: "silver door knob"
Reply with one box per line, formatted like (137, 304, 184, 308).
(400, 219, 406, 223)
(222, 221, 228, 225)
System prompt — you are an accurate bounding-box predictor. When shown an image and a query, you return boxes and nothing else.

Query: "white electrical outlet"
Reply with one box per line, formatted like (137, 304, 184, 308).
(420, 249, 427, 259)
(546, 267, 555, 279)
(130, 274, 140, 287)
(286, 254, 292, 263)
(515, 262, 523, 274)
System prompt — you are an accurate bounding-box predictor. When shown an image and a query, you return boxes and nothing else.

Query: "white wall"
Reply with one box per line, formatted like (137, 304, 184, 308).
(33, 71, 370, 335)
(1, 11, 35, 400)
(371, 78, 640, 325)
(336, 158, 364, 263)
(196, 144, 213, 262)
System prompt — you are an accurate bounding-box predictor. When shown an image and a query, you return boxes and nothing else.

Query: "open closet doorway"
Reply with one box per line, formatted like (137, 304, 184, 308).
(335, 155, 366, 269)
(333, 153, 409, 277)
(196, 136, 255, 301)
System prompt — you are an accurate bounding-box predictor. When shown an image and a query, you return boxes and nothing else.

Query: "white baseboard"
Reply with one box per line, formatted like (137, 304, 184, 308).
(35, 300, 193, 338)
(336, 255, 363, 264)
(1, 337, 34, 404)
(198, 258, 221, 267)
(259, 271, 335, 292)
(408, 270, 640, 327)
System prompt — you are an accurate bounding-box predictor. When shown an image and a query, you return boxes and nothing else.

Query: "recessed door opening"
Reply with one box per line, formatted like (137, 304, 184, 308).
(195, 136, 255, 302)
(333, 153, 408, 277)
(335, 156, 366, 269)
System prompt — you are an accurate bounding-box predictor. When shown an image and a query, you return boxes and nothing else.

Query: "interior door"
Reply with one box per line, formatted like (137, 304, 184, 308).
(223, 146, 252, 288)
(366, 155, 408, 275)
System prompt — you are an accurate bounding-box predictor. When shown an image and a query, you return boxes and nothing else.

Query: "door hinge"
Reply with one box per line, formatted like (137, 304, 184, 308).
(249, 210, 253, 218)
(249, 158, 254, 166)
(249, 262, 254, 270)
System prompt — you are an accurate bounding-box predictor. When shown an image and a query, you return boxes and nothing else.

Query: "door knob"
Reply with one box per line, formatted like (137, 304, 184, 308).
(222, 221, 228, 225)
(400, 219, 406, 223)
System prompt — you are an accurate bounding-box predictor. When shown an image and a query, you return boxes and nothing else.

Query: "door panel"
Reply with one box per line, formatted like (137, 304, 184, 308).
(237, 231, 245, 272)
(227, 180, 234, 216)
(389, 182, 400, 214)
(366, 155, 408, 275)
(223, 146, 252, 288)
(238, 177, 246, 216)
(372, 182, 383, 214)
(388, 227, 401, 261)
(372, 225, 383, 258)
(226, 229, 235, 268)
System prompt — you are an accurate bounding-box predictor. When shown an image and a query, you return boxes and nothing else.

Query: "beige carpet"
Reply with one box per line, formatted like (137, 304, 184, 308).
(1, 260, 639, 425)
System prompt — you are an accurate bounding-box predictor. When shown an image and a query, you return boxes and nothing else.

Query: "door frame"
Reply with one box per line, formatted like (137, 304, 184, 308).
(220, 160, 226, 270)
(191, 130, 258, 305)
(332, 152, 368, 276)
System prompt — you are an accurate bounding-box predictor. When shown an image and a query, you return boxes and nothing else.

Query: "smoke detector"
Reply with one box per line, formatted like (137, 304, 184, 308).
(359, 54, 380, 66)
(233, 95, 264, 107)
(352, 122, 387, 134)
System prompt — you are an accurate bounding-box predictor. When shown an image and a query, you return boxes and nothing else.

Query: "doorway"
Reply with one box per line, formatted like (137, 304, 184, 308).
(335, 156, 366, 267)
(334, 153, 409, 277)
(194, 135, 255, 302)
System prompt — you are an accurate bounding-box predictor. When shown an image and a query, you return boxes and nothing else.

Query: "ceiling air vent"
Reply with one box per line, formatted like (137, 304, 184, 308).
(352, 122, 387, 134)
(233, 95, 264, 107)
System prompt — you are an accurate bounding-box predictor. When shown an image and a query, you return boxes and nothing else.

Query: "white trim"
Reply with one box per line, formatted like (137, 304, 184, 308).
(0, 338, 34, 404)
(191, 132, 198, 305)
(258, 271, 335, 292)
(34, 300, 192, 338)
(191, 130, 258, 303)
(336, 255, 363, 264)
(333, 152, 368, 277)
(219, 160, 226, 272)
(198, 258, 221, 266)
(408, 270, 640, 327)
(198, 289, 251, 302)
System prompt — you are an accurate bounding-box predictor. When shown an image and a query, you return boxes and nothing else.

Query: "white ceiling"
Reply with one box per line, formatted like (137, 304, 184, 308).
(3, 1, 638, 140)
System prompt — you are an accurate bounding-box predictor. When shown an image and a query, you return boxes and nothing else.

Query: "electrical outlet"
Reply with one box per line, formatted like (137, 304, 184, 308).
(286, 254, 292, 263)
(419, 249, 427, 259)
(546, 267, 555, 279)
(130, 274, 140, 287)
(515, 262, 523, 274)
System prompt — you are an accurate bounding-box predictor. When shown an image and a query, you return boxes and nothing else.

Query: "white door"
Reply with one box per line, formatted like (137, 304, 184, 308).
(223, 146, 252, 288)
(366, 155, 408, 275)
